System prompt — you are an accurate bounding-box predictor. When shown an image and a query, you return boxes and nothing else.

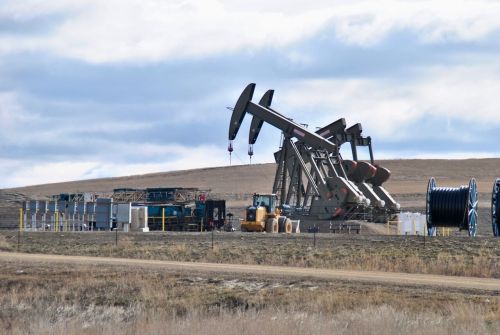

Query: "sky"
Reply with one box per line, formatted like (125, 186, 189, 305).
(0, 0, 499, 188)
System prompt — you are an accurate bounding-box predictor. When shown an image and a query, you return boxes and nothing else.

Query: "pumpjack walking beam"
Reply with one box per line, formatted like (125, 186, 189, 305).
(273, 118, 373, 184)
(316, 119, 374, 164)
(229, 84, 338, 153)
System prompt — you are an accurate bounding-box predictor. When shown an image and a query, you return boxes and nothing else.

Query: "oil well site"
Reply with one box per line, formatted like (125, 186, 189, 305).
(0, 83, 499, 334)
(2, 83, 500, 237)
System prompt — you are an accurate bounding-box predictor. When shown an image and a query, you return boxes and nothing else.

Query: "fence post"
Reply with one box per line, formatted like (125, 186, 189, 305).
(313, 226, 316, 248)
(115, 228, 118, 247)
(412, 215, 416, 235)
(162, 208, 165, 232)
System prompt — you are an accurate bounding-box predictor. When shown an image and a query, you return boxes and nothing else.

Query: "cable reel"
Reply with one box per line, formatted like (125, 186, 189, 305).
(426, 177, 478, 237)
(492, 178, 500, 237)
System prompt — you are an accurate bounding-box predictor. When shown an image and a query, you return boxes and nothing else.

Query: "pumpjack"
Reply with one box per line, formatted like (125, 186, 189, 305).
(228, 83, 399, 223)
(308, 118, 399, 221)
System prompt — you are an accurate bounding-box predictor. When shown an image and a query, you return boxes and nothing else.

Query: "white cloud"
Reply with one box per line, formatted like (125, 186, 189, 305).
(0, 143, 232, 188)
(0, 92, 25, 125)
(1, 1, 500, 63)
(0, 92, 40, 139)
(0, 91, 155, 146)
(328, 1, 500, 45)
(0, 0, 333, 63)
(1, 1, 500, 188)
(0, 0, 87, 20)
(277, 63, 500, 140)
(0, 160, 101, 188)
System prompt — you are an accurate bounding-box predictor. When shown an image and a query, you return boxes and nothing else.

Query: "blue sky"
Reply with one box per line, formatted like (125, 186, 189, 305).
(0, 0, 499, 187)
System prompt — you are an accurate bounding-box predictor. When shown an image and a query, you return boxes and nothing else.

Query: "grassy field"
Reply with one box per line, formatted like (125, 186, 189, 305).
(1, 259, 498, 335)
(1, 158, 499, 333)
(1, 231, 499, 278)
(0, 231, 499, 334)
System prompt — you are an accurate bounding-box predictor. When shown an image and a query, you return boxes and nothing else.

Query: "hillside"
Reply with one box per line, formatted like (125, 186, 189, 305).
(1, 158, 499, 231)
(6, 158, 499, 199)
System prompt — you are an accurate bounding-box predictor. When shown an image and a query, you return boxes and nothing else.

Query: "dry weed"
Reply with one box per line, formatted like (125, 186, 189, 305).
(0, 234, 12, 251)
(1, 231, 499, 278)
(0, 259, 498, 335)
(5, 305, 499, 335)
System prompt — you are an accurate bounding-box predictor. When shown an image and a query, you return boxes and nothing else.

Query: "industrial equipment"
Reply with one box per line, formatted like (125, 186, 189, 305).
(202, 199, 226, 231)
(229, 84, 367, 220)
(426, 178, 478, 236)
(240, 193, 292, 233)
(272, 116, 399, 222)
(147, 204, 184, 231)
(96, 198, 113, 230)
(18, 186, 215, 233)
(228, 83, 399, 222)
(317, 118, 400, 218)
(492, 178, 500, 237)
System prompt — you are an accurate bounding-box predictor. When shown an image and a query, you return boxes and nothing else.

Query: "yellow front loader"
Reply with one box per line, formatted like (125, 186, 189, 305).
(240, 193, 291, 233)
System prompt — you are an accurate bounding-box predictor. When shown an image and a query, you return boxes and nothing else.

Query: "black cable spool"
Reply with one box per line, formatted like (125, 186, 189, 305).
(426, 177, 478, 237)
(492, 178, 500, 237)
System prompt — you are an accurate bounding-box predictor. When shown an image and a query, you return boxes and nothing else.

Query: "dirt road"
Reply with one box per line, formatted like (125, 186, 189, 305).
(2, 252, 499, 292)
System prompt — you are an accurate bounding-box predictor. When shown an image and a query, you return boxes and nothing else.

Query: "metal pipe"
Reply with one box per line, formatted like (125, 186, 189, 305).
(280, 138, 289, 206)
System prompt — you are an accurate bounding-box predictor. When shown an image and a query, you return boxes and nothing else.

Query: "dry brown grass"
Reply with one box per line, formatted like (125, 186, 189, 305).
(0, 261, 498, 335)
(8, 306, 500, 335)
(3, 231, 499, 278)
(308, 252, 499, 278)
(0, 234, 12, 251)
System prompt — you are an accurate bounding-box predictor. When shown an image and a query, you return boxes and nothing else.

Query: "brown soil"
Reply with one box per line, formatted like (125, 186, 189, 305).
(5, 158, 498, 202)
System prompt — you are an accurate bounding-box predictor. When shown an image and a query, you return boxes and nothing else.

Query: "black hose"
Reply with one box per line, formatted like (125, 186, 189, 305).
(429, 186, 468, 228)
(496, 191, 500, 226)
(426, 178, 477, 236)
